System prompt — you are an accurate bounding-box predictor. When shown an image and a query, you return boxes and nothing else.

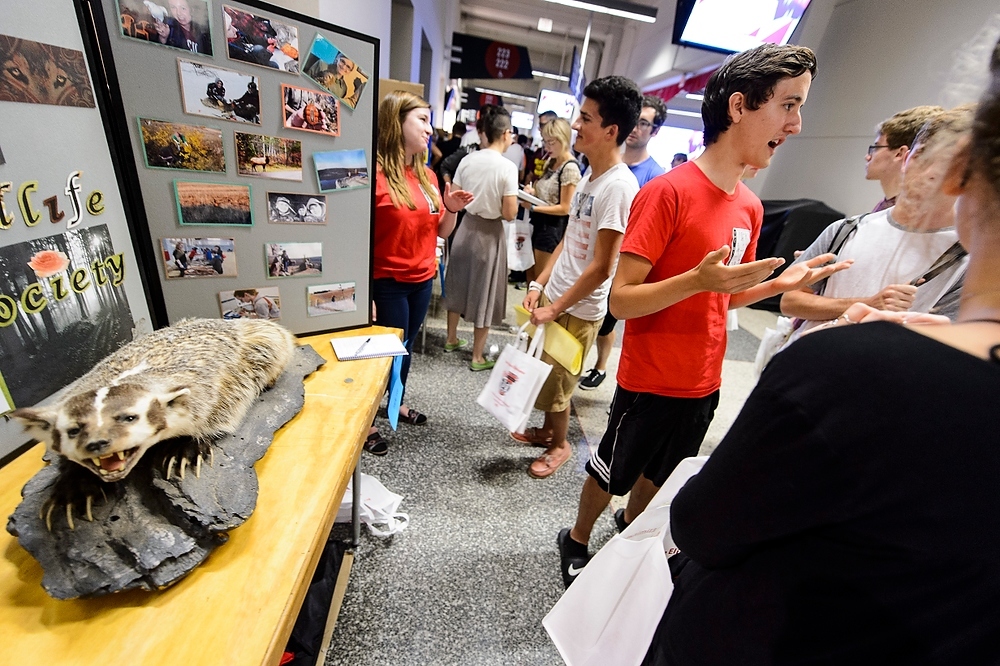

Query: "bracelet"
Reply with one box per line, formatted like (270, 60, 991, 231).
(838, 313, 854, 324)
(528, 281, 544, 293)
(444, 204, 458, 214)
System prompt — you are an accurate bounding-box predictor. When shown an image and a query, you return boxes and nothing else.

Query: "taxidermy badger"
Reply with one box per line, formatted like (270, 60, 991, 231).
(12, 318, 296, 488)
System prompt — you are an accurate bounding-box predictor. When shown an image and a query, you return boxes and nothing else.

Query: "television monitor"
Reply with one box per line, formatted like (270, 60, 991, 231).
(536, 89, 579, 121)
(511, 111, 534, 131)
(673, 0, 811, 55)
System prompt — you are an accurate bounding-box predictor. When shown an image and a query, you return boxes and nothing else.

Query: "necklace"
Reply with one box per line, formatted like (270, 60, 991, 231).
(961, 318, 1000, 364)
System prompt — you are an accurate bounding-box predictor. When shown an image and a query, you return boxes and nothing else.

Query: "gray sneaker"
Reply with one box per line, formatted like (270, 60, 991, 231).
(578, 368, 606, 390)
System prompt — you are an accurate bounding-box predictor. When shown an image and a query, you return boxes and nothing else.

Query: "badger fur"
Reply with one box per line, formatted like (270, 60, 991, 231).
(11, 318, 296, 483)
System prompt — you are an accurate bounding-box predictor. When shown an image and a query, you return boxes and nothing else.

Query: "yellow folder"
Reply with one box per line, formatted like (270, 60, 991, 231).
(514, 305, 584, 375)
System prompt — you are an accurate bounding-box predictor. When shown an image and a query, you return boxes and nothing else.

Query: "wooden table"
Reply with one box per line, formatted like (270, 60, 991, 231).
(0, 326, 394, 665)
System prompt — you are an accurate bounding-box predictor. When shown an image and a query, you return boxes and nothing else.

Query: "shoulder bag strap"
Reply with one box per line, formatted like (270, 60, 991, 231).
(910, 241, 967, 286)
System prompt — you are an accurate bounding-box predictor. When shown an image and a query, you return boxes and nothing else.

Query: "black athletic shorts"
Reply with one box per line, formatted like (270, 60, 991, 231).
(598, 308, 617, 337)
(585, 385, 720, 495)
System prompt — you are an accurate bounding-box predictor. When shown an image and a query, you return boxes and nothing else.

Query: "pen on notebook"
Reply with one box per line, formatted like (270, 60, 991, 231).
(353, 337, 372, 357)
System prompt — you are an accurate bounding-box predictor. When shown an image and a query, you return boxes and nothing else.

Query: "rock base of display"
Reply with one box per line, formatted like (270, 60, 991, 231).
(6, 344, 326, 599)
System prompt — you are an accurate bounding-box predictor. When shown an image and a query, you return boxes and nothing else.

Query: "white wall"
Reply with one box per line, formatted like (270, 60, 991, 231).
(755, 0, 1000, 216)
(318, 0, 392, 77)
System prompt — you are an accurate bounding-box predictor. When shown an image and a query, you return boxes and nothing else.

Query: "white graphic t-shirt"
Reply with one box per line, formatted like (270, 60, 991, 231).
(544, 162, 639, 321)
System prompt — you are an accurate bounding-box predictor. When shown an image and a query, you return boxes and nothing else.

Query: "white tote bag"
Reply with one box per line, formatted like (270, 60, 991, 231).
(752, 315, 796, 380)
(543, 456, 708, 666)
(335, 473, 409, 538)
(476, 322, 551, 433)
(505, 219, 535, 272)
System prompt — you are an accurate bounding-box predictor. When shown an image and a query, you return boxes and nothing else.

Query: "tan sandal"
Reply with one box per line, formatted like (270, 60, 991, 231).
(528, 446, 571, 479)
(510, 427, 554, 447)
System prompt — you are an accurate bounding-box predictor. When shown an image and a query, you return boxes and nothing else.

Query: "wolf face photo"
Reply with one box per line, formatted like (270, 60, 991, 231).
(0, 34, 95, 107)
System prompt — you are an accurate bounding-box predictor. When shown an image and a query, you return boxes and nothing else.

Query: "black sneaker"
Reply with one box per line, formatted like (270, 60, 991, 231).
(557, 528, 590, 588)
(578, 369, 606, 390)
(614, 508, 630, 534)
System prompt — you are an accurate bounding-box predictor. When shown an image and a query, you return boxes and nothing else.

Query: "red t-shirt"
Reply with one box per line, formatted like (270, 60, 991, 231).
(373, 165, 443, 282)
(617, 162, 763, 398)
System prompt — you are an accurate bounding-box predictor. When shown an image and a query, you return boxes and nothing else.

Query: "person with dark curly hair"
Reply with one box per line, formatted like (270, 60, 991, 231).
(557, 44, 850, 588)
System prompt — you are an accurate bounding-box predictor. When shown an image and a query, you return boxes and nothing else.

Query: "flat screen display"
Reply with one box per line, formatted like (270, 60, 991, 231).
(536, 89, 579, 120)
(511, 111, 534, 131)
(674, 0, 811, 54)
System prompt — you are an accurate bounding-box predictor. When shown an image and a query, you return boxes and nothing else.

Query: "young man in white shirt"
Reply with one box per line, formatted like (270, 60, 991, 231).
(513, 76, 643, 479)
(580, 94, 669, 391)
(780, 105, 973, 340)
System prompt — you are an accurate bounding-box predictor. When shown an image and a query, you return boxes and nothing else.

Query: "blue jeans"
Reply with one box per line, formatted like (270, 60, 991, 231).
(372, 278, 433, 401)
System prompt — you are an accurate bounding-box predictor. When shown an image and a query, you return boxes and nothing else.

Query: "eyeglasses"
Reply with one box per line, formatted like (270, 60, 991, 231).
(636, 119, 658, 130)
(867, 144, 891, 156)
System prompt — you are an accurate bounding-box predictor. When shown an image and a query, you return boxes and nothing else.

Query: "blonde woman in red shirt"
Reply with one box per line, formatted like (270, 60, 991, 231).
(366, 91, 473, 455)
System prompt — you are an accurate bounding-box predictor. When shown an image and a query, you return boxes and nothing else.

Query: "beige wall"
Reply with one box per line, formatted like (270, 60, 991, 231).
(753, 0, 1000, 216)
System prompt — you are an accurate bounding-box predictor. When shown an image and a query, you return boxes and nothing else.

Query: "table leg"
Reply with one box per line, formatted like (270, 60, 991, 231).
(352, 461, 361, 548)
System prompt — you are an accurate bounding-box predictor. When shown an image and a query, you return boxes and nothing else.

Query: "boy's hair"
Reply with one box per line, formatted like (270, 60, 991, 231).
(479, 105, 512, 144)
(539, 110, 558, 122)
(877, 105, 945, 149)
(702, 43, 817, 145)
(452, 121, 467, 136)
(642, 95, 668, 127)
(582, 76, 643, 145)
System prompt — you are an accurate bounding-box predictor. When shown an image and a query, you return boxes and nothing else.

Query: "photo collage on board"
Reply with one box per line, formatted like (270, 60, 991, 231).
(114, 0, 370, 321)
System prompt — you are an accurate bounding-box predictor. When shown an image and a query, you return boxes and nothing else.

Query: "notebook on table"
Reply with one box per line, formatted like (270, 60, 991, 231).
(331, 334, 408, 361)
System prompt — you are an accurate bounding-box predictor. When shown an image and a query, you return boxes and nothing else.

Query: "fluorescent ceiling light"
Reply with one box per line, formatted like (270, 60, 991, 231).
(667, 108, 701, 118)
(538, 17, 554, 32)
(473, 87, 538, 102)
(684, 93, 704, 101)
(533, 70, 570, 82)
(542, 0, 657, 23)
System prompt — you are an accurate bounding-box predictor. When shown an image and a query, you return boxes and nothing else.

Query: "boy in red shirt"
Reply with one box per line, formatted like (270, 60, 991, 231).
(558, 43, 852, 587)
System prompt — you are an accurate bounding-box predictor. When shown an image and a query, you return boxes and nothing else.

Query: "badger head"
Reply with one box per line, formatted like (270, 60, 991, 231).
(11, 384, 192, 482)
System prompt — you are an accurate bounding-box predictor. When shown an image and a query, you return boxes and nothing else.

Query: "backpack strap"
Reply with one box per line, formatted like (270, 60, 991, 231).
(811, 212, 868, 297)
(826, 212, 868, 256)
(554, 159, 580, 204)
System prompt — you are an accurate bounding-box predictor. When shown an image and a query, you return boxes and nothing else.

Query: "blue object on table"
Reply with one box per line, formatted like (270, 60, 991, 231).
(387, 352, 404, 431)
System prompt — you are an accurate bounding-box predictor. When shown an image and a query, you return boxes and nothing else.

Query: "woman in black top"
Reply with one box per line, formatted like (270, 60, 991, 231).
(519, 118, 581, 284)
(643, 37, 1000, 666)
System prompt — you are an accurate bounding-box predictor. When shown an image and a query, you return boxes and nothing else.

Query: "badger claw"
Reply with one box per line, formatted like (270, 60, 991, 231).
(45, 502, 55, 532)
(179, 456, 187, 480)
(209, 447, 214, 468)
(166, 456, 176, 481)
(66, 504, 75, 531)
(195, 454, 202, 479)
(85, 495, 94, 522)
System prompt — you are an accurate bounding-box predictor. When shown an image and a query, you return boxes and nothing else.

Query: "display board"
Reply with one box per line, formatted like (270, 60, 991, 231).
(87, 0, 378, 334)
(0, 0, 157, 462)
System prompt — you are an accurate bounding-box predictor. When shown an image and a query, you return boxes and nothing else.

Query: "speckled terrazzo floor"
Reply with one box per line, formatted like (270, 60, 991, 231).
(324, 286, 776, 665)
